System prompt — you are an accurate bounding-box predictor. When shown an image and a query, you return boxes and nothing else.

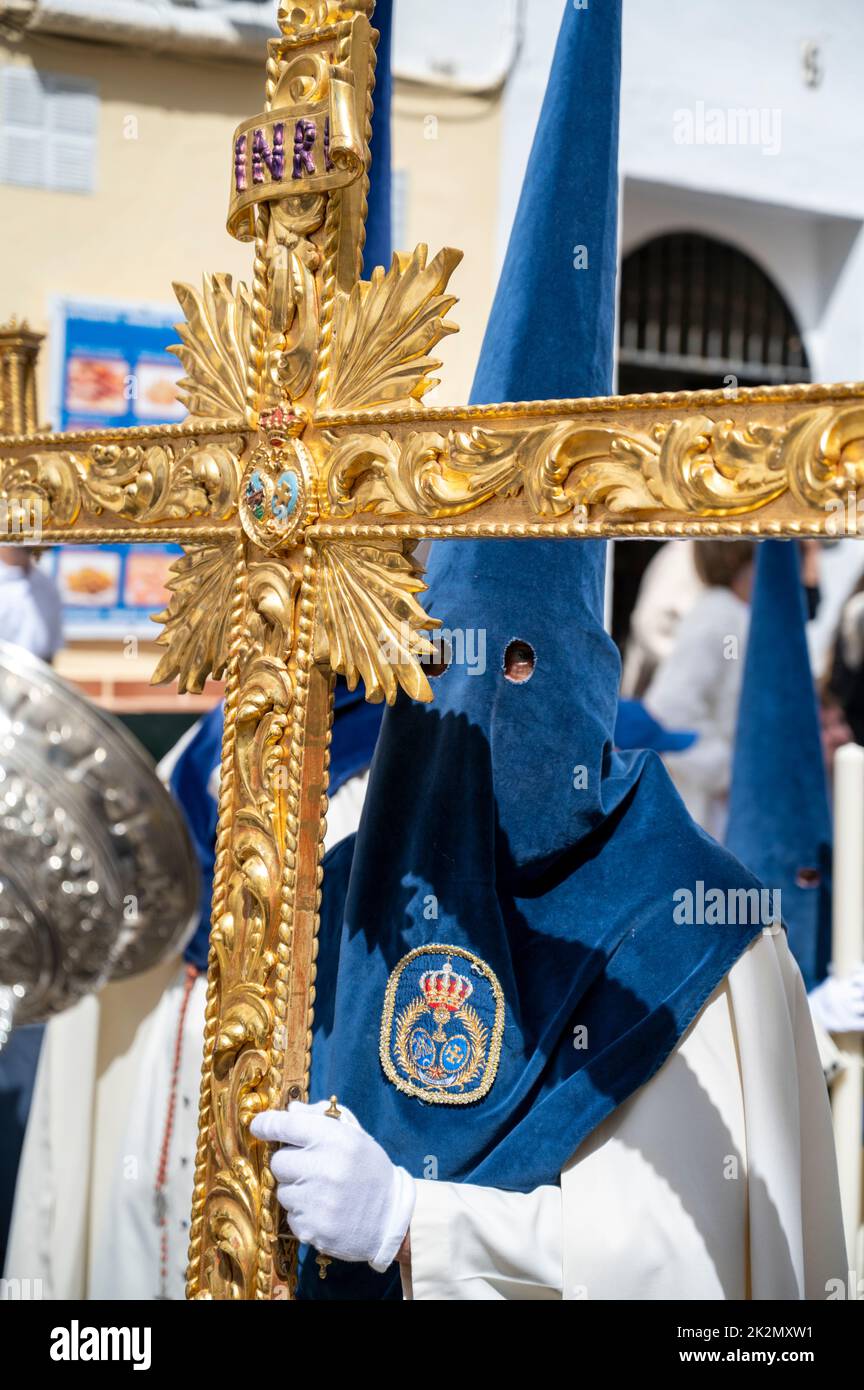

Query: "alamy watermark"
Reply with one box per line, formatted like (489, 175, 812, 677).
(673, 101, 782, 157)
(825, 490, 864, 537)
(0, 498, 42, 543)
(50, 1320, 151, 1371)
(379, 624, 487, 676)
(0, 1277, 43, 1300)
(673, 881, 781, 928)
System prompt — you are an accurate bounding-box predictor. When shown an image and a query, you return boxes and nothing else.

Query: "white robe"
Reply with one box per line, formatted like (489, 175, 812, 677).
(645, 586, 750, 839)
(0, 562, 64, 662)
(405, 931, 846, 1301)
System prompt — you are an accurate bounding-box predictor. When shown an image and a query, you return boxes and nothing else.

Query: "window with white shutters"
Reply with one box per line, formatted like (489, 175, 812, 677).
(0, 66, 99, 194)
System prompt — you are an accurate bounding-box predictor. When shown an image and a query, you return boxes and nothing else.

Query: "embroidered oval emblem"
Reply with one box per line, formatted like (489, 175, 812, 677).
(380, 944, 505, 1105)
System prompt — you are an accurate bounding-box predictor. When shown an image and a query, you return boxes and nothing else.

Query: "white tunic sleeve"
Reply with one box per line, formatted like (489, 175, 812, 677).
(405, 1177, 562, 1300)
(728, 928, 847, 1299)
(406, 932, 846, 1302)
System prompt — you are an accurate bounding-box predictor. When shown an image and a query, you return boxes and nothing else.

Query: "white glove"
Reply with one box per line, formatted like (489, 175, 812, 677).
(250, 1100, 415, 1272)
(809, 966, 864, 1035)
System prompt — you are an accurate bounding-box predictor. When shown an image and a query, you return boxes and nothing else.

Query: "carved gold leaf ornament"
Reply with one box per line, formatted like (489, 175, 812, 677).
(321, 403, 864, 525)
(0, 435, 243, 527)
(86, 439, 244, 521)
(316, 540, 440, 703)
(151, 543, 238, 693)
(196, 543, 301, 1300)
(575, 417, 786, 515)
(277, 1, 375, 38)
(327, 245, 463, 411)
(573, 405, 864, 515)
(170, 275, 252, 422)
(267, 201, 324, 400)
(781, 403, 864, 506)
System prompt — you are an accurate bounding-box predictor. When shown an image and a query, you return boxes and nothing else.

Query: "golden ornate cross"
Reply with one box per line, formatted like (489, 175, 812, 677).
(2, 2, 862, 1299)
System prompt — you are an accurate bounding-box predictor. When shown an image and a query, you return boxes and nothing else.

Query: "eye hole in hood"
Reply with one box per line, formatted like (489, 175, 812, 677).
(503, 639, 536, 684)
(420, 638, 452, 680)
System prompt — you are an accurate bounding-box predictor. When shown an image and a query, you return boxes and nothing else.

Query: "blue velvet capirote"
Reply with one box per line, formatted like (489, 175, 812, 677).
(727, 541, 832, 991)
(300, 0, 763, 1299)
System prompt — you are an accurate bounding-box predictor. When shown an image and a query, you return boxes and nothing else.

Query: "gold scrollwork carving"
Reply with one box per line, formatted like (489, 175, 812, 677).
(266, 200, 325, 401)
(277, 2, 375, 37)
(323, 404, 864, 523)
(0, 436, 243, 528)
(199, 545, 302, 1299)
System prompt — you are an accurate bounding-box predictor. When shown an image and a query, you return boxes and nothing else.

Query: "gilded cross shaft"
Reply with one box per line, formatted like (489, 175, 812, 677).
(1, 1, 863, 1299)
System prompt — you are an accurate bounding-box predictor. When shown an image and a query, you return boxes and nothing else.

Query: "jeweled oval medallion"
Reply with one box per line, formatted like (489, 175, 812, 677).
(239, 437, 314, 550)
(380, 944, 505, 1105)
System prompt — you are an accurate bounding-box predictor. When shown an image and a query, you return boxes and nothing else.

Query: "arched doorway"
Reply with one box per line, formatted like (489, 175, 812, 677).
(612, 231, 811, 655)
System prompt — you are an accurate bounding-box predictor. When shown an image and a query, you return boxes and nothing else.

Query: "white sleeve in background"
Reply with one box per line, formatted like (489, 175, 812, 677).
(644, 588, 749, 788)
(324, 769, 370, 852)
(644, 587, 750, 834)
(621, 540, 702, 694)
(0, 569, 64, 662)
(405, 1177, 562, 1301)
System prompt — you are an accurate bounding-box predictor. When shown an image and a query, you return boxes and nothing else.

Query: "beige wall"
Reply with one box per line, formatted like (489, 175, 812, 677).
(392, 84, 501, 405)
(0, 35, 263, 420)
(0, 36, 503, 419)
(0, 32, 503, 706)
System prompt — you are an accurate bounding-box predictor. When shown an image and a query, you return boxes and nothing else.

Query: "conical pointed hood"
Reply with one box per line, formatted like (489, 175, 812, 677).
(305, 1, 762, 1300)
(416, 0, 624, 864)
(726, 542, 832, 990)
(364, 0, 393, 276)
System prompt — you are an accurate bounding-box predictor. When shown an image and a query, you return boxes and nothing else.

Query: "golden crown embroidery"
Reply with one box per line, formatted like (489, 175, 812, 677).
(380, 945, 505, 1105)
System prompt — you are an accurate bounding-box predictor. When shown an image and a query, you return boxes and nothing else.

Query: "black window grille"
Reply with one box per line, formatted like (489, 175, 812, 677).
(618, 231, 810, 391)
(612, 232, 809, 656)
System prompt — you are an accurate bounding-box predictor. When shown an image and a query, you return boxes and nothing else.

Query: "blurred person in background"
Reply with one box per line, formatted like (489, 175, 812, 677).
(819, 687, 854, 782)
(620, 540, 703, 698)
(0, 546, 62, 663)
(826, 570, 864, 745)
(643, 541, 755, 838)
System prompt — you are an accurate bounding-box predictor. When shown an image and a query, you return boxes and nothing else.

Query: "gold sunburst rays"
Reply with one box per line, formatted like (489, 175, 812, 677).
(171, 274, 253, 422)
(152, 543, 239, 693)
(326, 245, 463, 412)
(316, 540, 440, 702)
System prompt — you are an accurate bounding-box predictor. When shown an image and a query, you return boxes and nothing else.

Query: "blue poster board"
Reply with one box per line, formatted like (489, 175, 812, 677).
(39, 542, 182, 640)
(49, 299, 186, 637)
(52, 297, 186, 431)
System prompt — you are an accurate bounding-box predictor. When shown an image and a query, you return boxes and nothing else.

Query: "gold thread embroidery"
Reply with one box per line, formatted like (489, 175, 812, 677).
(379, 943, 505, 1106)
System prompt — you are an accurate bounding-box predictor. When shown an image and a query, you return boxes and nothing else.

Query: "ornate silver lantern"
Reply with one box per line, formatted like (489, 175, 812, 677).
(0, 640, 199, 1030)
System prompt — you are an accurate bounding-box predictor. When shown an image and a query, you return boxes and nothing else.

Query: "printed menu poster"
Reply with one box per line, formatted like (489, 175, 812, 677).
(50, 299, 186, 636)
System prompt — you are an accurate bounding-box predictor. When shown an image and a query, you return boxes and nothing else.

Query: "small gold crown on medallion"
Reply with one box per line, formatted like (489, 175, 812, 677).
(419, 959, 473, 1016)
